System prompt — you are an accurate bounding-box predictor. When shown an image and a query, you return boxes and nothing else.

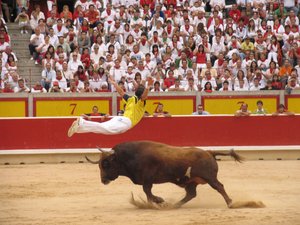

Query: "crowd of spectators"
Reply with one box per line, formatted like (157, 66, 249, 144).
(0, 0, 300, 94)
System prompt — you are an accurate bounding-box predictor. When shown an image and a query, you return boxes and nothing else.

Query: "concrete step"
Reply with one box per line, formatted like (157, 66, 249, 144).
(13, 47, 30, 56)
(17, 58, 47, 64)
(6, 23, 32, 33)
(10, 32, 31, 40)
(18, 65, 42, 70)
(16, 54, 31, 59)
(11, 42, 31, 49)
(18, 67, 42, 75)
(7, 22, 23, 29)
(17, 55, 32, 60)
(11, 45, 32, 51)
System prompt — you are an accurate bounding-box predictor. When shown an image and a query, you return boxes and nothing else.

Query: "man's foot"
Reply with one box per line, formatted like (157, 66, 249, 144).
(67, 118, 81, 137)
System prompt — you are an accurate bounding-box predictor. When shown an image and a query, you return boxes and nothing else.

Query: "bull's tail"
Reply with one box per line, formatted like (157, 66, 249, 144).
(209, 149, 244, 163)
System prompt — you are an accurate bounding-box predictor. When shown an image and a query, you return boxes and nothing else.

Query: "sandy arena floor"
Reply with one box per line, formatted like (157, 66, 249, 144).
(0, 160, 300, 225)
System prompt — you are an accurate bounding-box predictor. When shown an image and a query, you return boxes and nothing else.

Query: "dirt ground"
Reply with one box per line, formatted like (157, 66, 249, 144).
(0, 160, 300, 225)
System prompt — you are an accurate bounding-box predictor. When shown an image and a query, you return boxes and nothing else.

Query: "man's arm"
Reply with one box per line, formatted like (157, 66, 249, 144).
(108, 76, 125, 97)
(141, 77, 154, 101)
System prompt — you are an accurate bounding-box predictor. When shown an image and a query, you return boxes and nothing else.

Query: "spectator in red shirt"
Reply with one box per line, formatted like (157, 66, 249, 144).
(85, 4, 100, 28)
(194, 44, 207, 69)
(153, 103, 171, 117)
(82, 105, 109, 121)
(163, 70, 176, 90)
(228, 4, 241, 23)
(81, 47, 91, 69)
(46, 4, 59, 19)
(60, 5, 73, 21)
(0, 27, 10, 43)
(140, 0, 155, 11)
(164, 0, 177, 8)
(2, 82, 14, 93)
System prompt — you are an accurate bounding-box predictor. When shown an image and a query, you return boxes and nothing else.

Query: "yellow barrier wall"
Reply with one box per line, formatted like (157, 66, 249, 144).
(0, 99, 27, 117)
(286, 95, 300, 113)
(34, 98, 111, 116)
(202, 96, 279, 114)
(119, 96, 196, 115)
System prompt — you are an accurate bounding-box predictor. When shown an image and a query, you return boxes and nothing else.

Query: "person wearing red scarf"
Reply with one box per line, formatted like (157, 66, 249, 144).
(163, 70, 176, 89)
(203, 81, 213, 93)
(214, 52, 225, 69)
(66, 79, 80, 93)
(31, 81, 47, 93)
(165, 20, 174, 38)
(74, 65, 87, 82)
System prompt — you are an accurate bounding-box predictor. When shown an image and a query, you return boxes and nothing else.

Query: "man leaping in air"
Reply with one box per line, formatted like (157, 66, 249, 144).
(67, 76, 154, 137)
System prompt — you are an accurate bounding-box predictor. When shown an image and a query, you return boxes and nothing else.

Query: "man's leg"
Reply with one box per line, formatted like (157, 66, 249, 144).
(1, 3, 11, 22)
(68, 116, 132, 137)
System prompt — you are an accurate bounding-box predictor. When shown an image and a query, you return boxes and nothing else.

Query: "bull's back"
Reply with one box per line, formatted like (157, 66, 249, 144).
(114, 141, 210, 161)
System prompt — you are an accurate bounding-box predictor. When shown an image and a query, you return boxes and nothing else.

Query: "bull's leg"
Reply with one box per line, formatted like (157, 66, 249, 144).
(175, 183, 197, 207)
(208, 179, 232, 207)
(143, 183, 164, 204)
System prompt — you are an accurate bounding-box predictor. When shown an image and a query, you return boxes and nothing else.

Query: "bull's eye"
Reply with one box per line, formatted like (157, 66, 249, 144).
(101, 159, 110, 169)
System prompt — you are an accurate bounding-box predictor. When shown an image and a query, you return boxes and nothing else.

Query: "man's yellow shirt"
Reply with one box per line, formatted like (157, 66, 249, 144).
(123, 95, 146, 127)
(241, 42, 254, 51)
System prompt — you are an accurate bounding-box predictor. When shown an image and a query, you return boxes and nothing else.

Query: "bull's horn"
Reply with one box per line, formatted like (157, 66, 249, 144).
(96, 146, 115, 154)
(85, 156, 101, 164)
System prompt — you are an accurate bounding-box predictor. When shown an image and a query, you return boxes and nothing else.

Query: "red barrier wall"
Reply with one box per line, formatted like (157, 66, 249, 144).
(0, 116, 300, 150)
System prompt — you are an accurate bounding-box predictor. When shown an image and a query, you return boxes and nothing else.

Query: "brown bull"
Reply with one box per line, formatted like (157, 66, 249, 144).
(86, 141, 243, 207)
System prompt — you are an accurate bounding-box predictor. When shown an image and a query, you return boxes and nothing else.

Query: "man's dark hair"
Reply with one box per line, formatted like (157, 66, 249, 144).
(257, 100, 263, 105)
(135, 85, 145, 99)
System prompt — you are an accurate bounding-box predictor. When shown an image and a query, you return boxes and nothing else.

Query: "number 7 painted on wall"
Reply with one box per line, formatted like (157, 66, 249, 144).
(69, 103, 77, 115)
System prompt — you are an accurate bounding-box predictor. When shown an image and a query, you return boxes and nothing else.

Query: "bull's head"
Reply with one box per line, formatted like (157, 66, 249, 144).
(85, 148, 119, 185)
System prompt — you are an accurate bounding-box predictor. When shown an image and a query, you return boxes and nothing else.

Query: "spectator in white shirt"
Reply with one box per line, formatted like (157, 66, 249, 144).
(41, 62, 56, 91)
(29, 27, 44, 61)
(68, 53, 83, 74)
(14, 78, 30, 93)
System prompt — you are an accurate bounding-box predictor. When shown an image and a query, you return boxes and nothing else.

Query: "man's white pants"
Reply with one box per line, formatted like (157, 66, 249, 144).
(77, 116, 132, 135)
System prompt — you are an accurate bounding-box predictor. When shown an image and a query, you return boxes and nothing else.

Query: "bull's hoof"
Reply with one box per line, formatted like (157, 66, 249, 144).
(151, 196, 164, 204)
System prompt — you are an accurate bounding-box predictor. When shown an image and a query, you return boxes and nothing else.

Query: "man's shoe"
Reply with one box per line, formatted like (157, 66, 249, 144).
(67, 118, 80, 137)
